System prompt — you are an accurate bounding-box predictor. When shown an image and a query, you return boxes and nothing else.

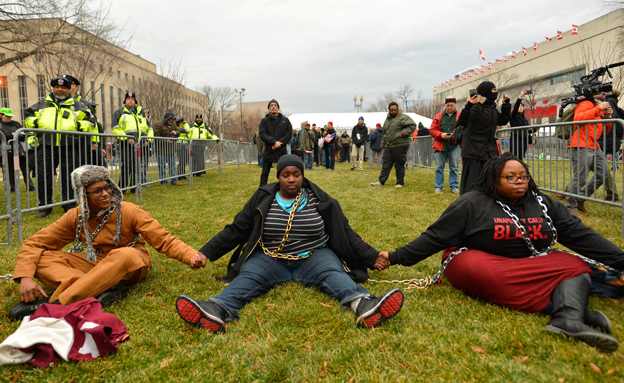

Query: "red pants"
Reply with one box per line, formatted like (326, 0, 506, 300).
(442, 248, 591, 313)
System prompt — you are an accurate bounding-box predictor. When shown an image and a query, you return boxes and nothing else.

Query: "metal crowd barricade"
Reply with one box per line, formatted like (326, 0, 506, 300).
(11, 128, 132, 242)
(409, 136, 435, 172)
(497, 118, 624, 235)
(186, 138, 221, 187)
(0, 133, 14, 245)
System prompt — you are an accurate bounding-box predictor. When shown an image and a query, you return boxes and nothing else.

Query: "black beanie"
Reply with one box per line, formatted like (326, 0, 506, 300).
(476, 81, 496, 98)
(268, 99, 280, 109)
(276, 154, 304, 178)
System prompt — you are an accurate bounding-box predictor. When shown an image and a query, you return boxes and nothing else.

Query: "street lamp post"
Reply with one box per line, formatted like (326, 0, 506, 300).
(235, 88, 245, 138)
(354, 95, 364, 112)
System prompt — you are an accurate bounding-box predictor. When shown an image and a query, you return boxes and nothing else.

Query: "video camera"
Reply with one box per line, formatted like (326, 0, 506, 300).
(559, 61, 624, 117)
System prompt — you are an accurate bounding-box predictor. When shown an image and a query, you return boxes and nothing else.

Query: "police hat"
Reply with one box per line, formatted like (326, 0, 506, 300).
(61, 74, 80, 86)
(195, 114, 202, 119)
(124, 92, 137, 103)
(175, 117, 184, 124)
(50, 77, 71, 89)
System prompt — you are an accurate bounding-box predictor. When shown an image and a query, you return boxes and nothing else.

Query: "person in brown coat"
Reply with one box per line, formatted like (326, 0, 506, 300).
(9, 165, 202, 320)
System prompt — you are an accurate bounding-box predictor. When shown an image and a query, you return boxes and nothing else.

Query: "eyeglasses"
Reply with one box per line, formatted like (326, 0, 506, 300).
(86, 184, 112, 197)
(501, 175, 531, 184)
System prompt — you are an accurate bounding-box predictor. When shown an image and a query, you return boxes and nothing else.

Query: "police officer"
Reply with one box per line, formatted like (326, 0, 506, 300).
(189, 114, 209, 176)
(24, 76, 92, 217)
(112, 92, 152, 192)
(175, 117, 190, 180)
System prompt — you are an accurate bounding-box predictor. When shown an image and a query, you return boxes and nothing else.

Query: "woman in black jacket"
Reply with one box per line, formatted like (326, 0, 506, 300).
(175, 155, 403, 333)
(456, 81, 511, 194)
(509, 89, 533, 160)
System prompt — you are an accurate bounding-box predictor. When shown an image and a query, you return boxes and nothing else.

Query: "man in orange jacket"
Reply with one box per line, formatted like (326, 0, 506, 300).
(565, 98, 613, 215)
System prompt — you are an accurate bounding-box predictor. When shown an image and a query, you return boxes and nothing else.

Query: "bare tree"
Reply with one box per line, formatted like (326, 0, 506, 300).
(365, 92, 396, 112)
(197, 85, 237, 137)
(410, 90, 436, 118)
(132, 60, 187, 125)
(395, 82, 414, 112)
(0, 0, 130, 101)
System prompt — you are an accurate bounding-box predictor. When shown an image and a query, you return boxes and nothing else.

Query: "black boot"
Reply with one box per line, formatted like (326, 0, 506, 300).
(541, 301, 611, 334)
(544, 273, 619, 353)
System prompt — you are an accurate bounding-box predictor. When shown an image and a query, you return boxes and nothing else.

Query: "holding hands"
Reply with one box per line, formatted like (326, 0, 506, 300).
(190, 251, 207, 269)
(374, 252, 391, 270)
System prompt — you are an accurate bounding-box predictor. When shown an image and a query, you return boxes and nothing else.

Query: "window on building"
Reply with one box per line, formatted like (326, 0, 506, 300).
(118, 88, 122, 107)
(18, 75, 28, 121)
(138, 78, 141, 86)
(117, 70, 120, 79)
(0, 53, 5, 61)
(36, 75, 46, 100)
(99, 64, 103, 73)
(132, 75, 135, 85)
(0, 76, 8, 108)
(124, 73, 128, 82)
(90, 81, 95, 102)
(101, 85, 107, 124)
(550, 67, 585, 85)
(17, 57, 25, 64)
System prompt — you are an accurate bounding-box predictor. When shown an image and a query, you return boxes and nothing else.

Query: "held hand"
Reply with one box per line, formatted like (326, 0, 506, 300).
(519, 89, 527, 99)
(598, 102, 611, 111)
(19, 277, 48, 303)
(374, 252, 391, 270)
(468, 95, 479, 104)
(190, 251, 207, 270)
(128, 138, 135, 146)
(398, 132, 403, 138)
(503, 94, 510, 103)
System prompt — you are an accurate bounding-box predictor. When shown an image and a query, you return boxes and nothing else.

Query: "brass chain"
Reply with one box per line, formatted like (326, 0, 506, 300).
(259, 189, 307, 260)
(369, 247, 468, 290)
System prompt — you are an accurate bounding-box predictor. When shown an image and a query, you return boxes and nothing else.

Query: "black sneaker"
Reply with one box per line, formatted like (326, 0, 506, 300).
(9, 297, 51, 321)
(175, 295, 226, 333)
(355, 288, 404, 328)
(96, 287, 129, 307)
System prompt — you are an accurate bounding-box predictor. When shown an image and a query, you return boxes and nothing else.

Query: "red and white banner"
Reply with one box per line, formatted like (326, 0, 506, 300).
(511, 51, 516, 58)
(481, 66, 485, 73)
(572, 24, 578, 35)
(495, 59, 501, 63)
(488, 62, 492, 69)
(469, 71, 473, 77)
(522, 47, 527, 56)
(545, 36, 552, 41)
(433, 86, 437, 92)
(533, 42, 538, 50)
(557, 31, 563, 40)
(503, 56, 508, 62)
(479, 48, 485, 61)
(463, 73, 467, 79)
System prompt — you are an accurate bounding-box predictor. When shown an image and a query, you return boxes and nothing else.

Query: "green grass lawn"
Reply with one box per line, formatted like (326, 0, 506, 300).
(1, 162, 623, 382)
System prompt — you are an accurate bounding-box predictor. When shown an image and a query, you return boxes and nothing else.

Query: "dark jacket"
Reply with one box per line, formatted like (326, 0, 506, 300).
(604, 95, 624, 155)
(324, 128, 336, 147)
(457, 97, 511, 160)
(152, 110, 179, 154)
(259, 113, 292, 162)
(199, 178, 378, 282)
(381, 109, 416, 148)
(351, 124, 368, 147)
(369, 127, 383, 151)
(509, 98, 533, 156)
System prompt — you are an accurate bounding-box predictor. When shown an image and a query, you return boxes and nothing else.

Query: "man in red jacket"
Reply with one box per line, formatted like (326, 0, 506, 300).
(430, 97, 461, 194)
(565, 98, 613, 215)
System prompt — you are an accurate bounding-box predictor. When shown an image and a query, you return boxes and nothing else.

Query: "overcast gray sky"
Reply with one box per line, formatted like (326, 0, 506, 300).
(107, 0, 615, 114)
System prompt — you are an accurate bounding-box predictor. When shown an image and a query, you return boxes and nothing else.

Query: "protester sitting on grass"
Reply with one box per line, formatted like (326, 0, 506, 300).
(175, 154, 403, 332)
(376, 152, 624, 353)
(9, 165, 200, 320)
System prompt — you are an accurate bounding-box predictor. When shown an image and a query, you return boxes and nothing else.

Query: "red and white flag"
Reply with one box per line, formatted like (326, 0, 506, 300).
(533, 42, 538, 50)
(433, 86, 437, 92)
(481, 66, 485, 73)
(495, 59, 501, 63)
(479, 48, 485, 61)
(488, 62, 492, 69)
(463, 73, 467, 79)
(469, 71, 473, 78)
(557, 31, 563, 40)
(503, 56, 508, 62)
(572, 24, 578, 35)
(449, 79, 453, 86)
(522, 47, 527, 56)
(511, 51, 516, 58)
(545, 36, 552, 41)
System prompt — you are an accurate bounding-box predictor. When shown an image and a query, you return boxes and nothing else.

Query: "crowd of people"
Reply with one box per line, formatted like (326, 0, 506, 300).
(3, 80, 624, 359)
(1, 74, 219, 218)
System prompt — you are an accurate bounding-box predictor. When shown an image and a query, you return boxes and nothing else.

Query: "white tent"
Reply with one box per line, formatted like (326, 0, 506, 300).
(286, 112, 433, 133)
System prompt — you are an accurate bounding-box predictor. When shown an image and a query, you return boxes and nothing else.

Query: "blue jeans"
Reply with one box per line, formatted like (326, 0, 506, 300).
(303, 152, 314, 169)
(324, 144, 334, 169)
(210, 248, 369, 321)
(434, 146, 461, 189)
(157, 153, 178, 185)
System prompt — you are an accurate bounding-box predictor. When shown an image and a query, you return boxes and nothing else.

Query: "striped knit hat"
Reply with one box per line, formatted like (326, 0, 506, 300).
(70, 165, 123, 262)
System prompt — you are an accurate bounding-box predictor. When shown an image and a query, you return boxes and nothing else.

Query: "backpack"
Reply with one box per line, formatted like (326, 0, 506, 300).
(555, 105, 576, 140)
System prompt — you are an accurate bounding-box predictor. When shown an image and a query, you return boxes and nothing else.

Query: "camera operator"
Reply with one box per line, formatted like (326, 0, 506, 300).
(509, 90, 534, 161)
(602, 90, 624, 201)
(565, 94, 613, 216)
